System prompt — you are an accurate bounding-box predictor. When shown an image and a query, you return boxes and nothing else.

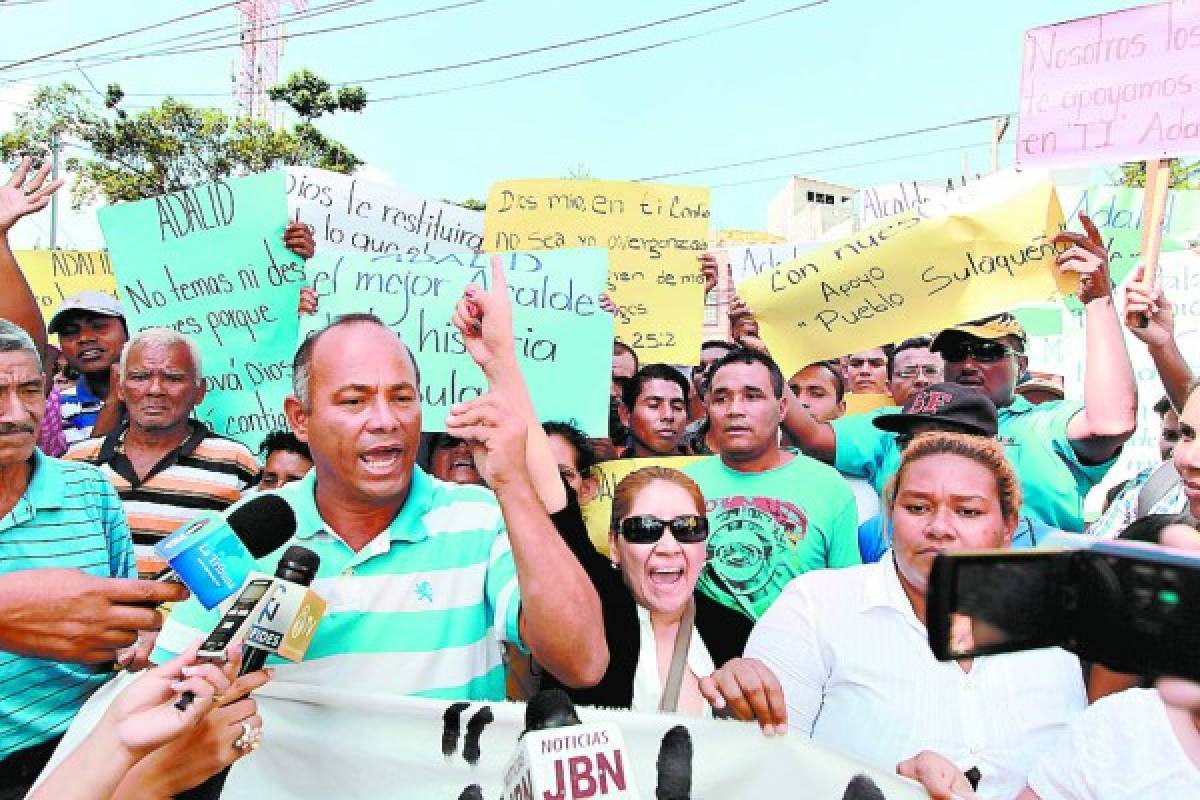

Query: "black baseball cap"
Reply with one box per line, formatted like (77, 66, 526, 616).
(873, 382, 998, 437)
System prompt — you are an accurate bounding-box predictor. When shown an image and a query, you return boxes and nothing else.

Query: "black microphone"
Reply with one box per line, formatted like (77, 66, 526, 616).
(655, 725, 692, 800)
(524, 688, 582, 734)
(238, 544, 321, 677)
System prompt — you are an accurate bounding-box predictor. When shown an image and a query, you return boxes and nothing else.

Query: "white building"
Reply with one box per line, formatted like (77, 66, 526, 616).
(767, 176, 856, 241)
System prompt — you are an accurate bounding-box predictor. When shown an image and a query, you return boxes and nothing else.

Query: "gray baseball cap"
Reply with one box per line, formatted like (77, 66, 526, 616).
(47, 291, 125, 334)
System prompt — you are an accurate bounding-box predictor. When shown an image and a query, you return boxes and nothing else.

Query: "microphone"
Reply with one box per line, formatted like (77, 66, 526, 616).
(238, 544, 323, 676)
(153, 495, 298, 609)
(504, 690, 641, 800)
(654, 726, 692, 800)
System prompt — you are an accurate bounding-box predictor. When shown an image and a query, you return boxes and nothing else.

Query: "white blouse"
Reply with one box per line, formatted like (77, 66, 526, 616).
(630, 605, 715, 716)
(745, 558, 1086, 800)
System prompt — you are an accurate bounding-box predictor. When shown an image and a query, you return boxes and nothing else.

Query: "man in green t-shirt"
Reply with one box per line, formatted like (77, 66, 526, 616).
(684, 349, 860, 623)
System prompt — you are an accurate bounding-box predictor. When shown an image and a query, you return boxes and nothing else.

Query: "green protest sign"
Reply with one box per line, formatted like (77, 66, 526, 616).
(301, 248, 612, 434)
(97, 171, 305, 446)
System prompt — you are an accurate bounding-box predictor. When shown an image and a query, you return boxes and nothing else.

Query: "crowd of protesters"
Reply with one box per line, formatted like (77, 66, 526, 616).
(2, 155, 1199, 800)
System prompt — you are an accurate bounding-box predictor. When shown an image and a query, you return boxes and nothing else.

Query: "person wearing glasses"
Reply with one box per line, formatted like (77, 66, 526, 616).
(778, 214, 1137, 533)
(886, 336, 944, 407)
(541, 466, 750, 713)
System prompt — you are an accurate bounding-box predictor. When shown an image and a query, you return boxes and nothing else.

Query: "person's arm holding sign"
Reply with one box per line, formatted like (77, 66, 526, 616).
(1124, 266, 1192, 411)
(446, 261, 607, 688)
(0, 157, 62, 362)
(1052, 213, 1138, 464)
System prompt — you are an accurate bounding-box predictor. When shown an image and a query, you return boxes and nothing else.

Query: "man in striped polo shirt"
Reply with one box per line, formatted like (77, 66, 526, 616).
(66, 328, 260, 574)
(0, 319, 187, 795)
(153, 314, 607, 701)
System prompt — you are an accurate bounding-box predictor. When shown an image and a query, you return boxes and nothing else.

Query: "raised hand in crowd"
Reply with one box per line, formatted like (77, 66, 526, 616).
(445, 390, 531, 493)
(112, 646, 271, 799)
(699, 251, 719, 294)
(697, 657, 788, 737)
(895, 751, 978, 800)
(1051, 212, 1113, 304)
(1124, 263, 1193, 411)
(727, 294, 766, 352)
(0, 568, 188, 664)
(598, 292, 618, 315)
(29, 642, 235, 800)
(0, 157, 64, 361)
(283, 221, 316, 259)
(298, 286, 319, 315)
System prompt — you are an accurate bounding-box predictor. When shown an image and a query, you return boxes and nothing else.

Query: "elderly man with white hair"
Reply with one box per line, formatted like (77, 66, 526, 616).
(65, 327, 260, 571)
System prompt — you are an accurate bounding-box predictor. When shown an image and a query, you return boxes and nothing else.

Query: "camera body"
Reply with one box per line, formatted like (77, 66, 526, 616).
(927, 539, 1200, 680)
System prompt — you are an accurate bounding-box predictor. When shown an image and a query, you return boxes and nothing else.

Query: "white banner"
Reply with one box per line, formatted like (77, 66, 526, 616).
(285, 166, 484, 257)
(43, 677, 926, 799)
(717, 241, 823, 287)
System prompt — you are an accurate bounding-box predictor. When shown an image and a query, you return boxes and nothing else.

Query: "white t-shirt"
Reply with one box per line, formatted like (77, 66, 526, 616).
(745, 558, 1086, 800)
(1026, 688, 1200, 800)
(847, 476, 881, 526)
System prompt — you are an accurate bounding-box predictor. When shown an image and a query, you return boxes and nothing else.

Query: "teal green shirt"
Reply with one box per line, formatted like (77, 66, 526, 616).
(831, 396, 1114, 532)
(152, 466, 523, 701)
(1, 450, 136, 757)
(683, 451, 860, 620)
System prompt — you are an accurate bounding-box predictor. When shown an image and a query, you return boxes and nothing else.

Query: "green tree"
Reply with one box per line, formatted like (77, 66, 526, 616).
(1, 72, 367, 207)
(1115, 159, 1200, 190)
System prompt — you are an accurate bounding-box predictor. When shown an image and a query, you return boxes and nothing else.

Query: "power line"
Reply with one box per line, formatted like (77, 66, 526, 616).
(0, 1, 239, 72)
(372, 0, 831, 103)
(707, 139, 996, 189)
(639, 112, 1012, 181)
(343, 0, 747, 86)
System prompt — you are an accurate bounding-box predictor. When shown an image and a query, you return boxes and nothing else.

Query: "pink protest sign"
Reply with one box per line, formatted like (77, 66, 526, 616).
(1018, 1, 1200, 169)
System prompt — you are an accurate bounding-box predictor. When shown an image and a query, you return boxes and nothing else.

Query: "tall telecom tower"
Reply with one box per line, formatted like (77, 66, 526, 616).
(234, 0, 307, 123)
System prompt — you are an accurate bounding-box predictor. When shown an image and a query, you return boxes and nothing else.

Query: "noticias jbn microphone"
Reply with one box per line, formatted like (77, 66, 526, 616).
(504, 690, 641, 800)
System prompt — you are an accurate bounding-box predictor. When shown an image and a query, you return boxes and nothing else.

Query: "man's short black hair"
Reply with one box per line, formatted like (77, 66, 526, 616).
(700, 339, 736, 355)
(259, 430, 312, 462)
(887, 336, 933, 379)
(621, 363, 690, 411)
(708, 348, 785, 399)
(613, 340, 639, 372)
(795, 360, 845, 404)
(1153, 394, 1173, 416)
(543, 420, 598, 476)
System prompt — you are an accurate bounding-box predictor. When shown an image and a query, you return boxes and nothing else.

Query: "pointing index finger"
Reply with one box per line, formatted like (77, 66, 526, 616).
(1078, 212, 1105, 252)
(490, 254, 509, 293)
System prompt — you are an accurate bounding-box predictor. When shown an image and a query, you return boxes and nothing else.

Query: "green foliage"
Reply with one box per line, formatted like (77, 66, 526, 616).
(1, 70, 368, 207)
(452, 197, 487, 211)
(1115, 159, 1200, 190)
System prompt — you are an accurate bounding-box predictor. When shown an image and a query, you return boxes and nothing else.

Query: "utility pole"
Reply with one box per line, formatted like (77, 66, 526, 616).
(49, 128, 60, 249)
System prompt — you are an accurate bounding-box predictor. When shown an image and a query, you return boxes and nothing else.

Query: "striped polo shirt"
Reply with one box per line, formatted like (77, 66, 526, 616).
(65, 421, 260, 549)
(152, 465, 523, 701)
(1, 450, 136, 758)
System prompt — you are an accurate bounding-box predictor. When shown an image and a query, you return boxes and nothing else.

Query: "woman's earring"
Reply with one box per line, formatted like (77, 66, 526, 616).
(610, 560, 620, 571)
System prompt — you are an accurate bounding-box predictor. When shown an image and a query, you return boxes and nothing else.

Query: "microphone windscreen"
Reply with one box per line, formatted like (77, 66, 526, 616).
(275, 544, 320, 585)
(842, 774, 886, 800)
(655, 724, 692, 800)
(228, 494, 298, 558)
(524, 689, 581, 733)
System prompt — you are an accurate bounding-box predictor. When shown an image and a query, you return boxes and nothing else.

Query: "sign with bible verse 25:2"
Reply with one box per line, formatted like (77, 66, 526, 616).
(97, 171, 305, 446)
(483, 179, 710, 364)
(1018, 2, 1200, 168)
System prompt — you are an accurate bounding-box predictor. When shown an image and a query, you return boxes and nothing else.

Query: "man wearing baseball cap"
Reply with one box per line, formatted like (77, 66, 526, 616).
(48, 290, 129, 447)
(856, 383, 1060, 561)
(778, 214, 1138, 532)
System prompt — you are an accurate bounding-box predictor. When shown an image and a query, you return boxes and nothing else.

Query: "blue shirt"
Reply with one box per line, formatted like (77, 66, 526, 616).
(832, 397, 1116, 532)
(0, 450, 136, 757)
(59, 374, 104, 447)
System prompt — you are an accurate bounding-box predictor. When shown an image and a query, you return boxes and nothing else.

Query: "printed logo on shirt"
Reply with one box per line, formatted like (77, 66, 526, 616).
(704, 495, 809, 611)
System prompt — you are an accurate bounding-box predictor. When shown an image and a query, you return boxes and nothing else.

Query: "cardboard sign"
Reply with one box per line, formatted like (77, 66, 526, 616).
(13, 250, 118, 324)
(301, 249, 612, 435)
(738, 172, 1076, 375)
(285, 166, 483, 257)
(580, 455, 702, 555)
(483, 179, 711, 363)
(97, 171, 304, 446)
(1018, 2, 1200, 168)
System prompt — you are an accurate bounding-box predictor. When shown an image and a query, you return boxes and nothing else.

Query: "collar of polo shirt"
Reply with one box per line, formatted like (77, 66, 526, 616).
(286, 464, 436, 545)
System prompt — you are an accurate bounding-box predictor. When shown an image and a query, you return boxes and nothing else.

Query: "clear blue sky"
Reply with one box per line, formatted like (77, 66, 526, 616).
(0, 0, 1137, 231)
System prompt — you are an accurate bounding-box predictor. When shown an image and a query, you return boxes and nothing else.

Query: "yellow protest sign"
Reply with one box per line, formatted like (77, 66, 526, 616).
(14, 250, 118, 324)
(716, 229, 783, 245)
(740, 172, 1077, 375)
(484, 179, 710, 364)
(844, 393, 895, 416)
(581, 455, 702, 556)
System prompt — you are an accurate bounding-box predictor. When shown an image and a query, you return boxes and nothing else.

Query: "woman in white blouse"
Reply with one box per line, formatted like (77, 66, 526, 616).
(701, 432, 1087, 799)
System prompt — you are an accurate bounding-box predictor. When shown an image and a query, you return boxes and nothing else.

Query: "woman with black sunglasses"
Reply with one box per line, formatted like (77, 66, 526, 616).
(541, 466, 751, 714)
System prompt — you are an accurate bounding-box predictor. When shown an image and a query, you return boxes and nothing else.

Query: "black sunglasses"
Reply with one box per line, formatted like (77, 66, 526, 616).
(618, 514, 709, 544)
(940, 340, 1020, 364)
